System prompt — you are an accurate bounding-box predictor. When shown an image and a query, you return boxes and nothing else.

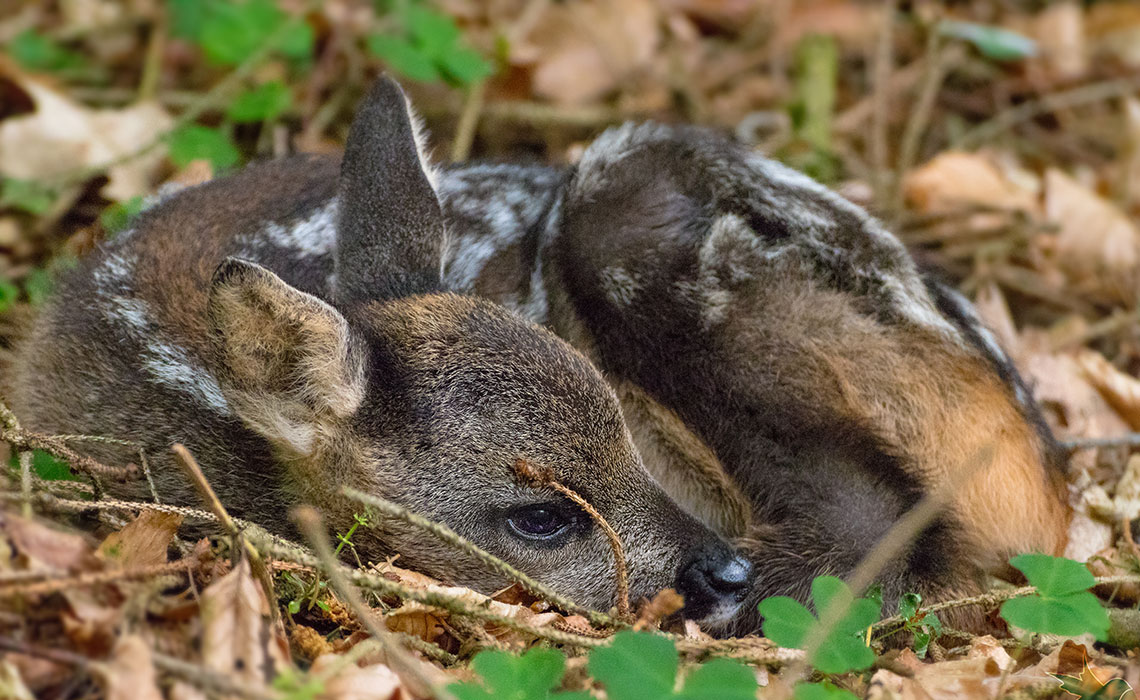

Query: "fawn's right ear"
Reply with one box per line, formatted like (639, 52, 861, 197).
(208, 258, 366, 457)
(335, 76, 445, 308)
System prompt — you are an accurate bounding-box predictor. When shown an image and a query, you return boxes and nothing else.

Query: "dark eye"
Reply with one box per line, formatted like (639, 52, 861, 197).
(507, 505, 572, 541)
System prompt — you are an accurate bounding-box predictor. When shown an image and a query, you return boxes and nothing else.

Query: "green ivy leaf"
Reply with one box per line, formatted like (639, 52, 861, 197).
(8, 30, 85, 73)
(227, 81, 292, 123)
(1001, 554, 1109, 640)
(793, 681, 860, 700)
(168, 125, 241, 171)
(451, 648, 589, 700)
(100, 196, 147, 236)
(677, 657, 758, 700)
(367, 34, 441, 82)
(1001, 593, 1109, 639)
(8, 449, 79, 482)
(588, 631, 678, 700)
(759, 576, 879, 674)
(1010, 554, 1097, 597)
(899, 592, 921, 621)
(939, 20, 1037, 62)
(1, 178, 56, 215)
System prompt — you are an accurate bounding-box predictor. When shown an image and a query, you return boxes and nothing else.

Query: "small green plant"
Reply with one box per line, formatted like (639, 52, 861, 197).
(896, 592, 942, 659)
(450, 631, 758, 700)
(1000, 553, 1110, 640)
(758, 576, 879, 674)
(367, 2, 493, 87)
(100, 196, 147, 236)
(1, 178, 57, 216)
(7, 30, 87, 75)
(938, 20, 1037, 62)
(8, 449, 80, 482)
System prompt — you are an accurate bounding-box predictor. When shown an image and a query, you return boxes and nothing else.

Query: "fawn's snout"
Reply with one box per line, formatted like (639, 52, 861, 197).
(675, 543, 753, 623)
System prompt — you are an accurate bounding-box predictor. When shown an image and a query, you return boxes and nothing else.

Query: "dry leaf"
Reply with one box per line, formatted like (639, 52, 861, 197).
(1074, 350, 1140, 430)
(867, 668, 934, 700)
(0, 69, 172, 201)
(1044, 169, 1140, 304)
(1030, 1, 1087, 80)
(966, 636, 1012, 672)
(99, 635, 162, 700)
(311, 656, 408, 700)
(168, 681, 209, 700)
(0, 660, 35, 700)
(519, 0, 660, 105)
(201, 558, 288, 686)
(97, 510, 182, 569)
(0, 510, 96, 573)
(904, 151, 1039, 215)
(912, 657, 1000, 700)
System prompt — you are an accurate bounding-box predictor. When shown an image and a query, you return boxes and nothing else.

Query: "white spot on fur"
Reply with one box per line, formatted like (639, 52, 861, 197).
(235, 201, 338, 259)
(102, 295, 232, 414)
(600, 267, 641, 307)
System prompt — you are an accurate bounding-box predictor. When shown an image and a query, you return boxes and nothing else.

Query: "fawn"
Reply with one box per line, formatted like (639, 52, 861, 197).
(441, 123, 1072, 633)
(4, 79, 752, 626)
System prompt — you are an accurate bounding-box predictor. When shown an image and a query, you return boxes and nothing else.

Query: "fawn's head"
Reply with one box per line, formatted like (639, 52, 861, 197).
(203, 80, 749, 621)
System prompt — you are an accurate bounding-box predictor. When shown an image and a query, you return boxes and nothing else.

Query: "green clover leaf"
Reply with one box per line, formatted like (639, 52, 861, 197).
(1000, 554, 1109, 640)
(759, 576, 879, 674)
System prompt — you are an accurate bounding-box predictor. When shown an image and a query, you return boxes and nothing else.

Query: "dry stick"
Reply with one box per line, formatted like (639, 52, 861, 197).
(513, 458, 631, 621)
(869, 0, 897, 210)
(170, 443, 279, 625)
(891, 38, 960, 221)
(450, 79, 486, 163)
(1063, 433, 1140, 451)
(292, 506, 456, 700)
(342, 486, 618, 629)
(954, 74, 1140, 151)
(0, 560, 196, 599)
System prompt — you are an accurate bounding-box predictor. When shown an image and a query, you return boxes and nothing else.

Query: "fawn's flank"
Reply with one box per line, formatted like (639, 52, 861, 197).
(4, 79, 752, 626)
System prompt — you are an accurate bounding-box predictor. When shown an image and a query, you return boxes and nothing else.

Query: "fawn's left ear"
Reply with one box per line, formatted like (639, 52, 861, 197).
(335, 76, 445, 307)
(208, 257, 366, 456)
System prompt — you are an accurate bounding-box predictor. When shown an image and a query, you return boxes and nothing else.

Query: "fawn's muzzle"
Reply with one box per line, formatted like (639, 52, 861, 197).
(675, 545, 753, 623)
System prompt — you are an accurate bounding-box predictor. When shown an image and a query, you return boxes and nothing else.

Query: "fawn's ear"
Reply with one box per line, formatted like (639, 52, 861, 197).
(208, 258, 366, 457)
(335, 76, 445, 307)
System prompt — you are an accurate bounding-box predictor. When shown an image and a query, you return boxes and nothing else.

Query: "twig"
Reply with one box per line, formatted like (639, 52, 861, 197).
(137, 10, 166, 102)
(171, 444, 279, 624)
(450, 79, 486, 162)
(954, 74, 1140, 150)
(0, 559, 196, 599)
(342, 486, 618, 629)
(513, 458, 631, 621)
(292, 506, 454, 700)
(1063, 434, 1140, 450)
(869, 0, 897, 210)
(17, 450, 31, 519)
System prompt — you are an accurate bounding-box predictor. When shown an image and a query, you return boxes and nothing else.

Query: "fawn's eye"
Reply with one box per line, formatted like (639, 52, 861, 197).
(507, 504, 573, 542)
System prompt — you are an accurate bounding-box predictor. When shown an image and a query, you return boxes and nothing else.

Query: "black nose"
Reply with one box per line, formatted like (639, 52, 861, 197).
(675, 547, 753, 621)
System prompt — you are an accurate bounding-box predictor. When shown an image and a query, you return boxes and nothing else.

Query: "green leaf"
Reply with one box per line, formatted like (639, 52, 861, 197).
(24, 267, 54, 305)
(1, 178, 56, 215)
(677, 657, 758, 700)
(1001, 592, 1110, 640)
(759, 596, 817, 649)
(588, 631, 678, 700)
(227, 81, 292, 123)
(759, 576, 879, 674)
(899, 592, 921, 621)
(8, 30, 85, 73)
(1010, 554, 1097, 597)
(367, 34, 441, 82)
(100, 196, 146, 236)
(0, 280, 20, 313)
(168, 125, 241, 171)
(276, 20, 314, 60)
(938, 20, 1037, 62)
(793, 681, 860, 700)
(405, 6, 460, 54)
(438, 46, 493, 86)
(9, 449, 79, 482)
(451, 647, 587, 700)
(287, 599, 301, 614)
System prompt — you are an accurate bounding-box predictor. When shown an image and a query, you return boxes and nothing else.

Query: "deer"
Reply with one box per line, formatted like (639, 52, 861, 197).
(3, 78, 753, 628)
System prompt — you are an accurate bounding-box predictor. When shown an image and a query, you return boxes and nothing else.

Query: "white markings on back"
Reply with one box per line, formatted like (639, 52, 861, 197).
(235, 200, 338, 260)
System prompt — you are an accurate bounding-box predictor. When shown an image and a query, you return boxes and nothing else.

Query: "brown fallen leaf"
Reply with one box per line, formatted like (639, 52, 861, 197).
(97, 510, 183, 569)
(0, 66, 172, 201)
(1074, 350, 1140, 430)
(1044, 168, 1140, 305)
(0, 658, 40, 700)
(517, 0, 661, 106)
(311, 655, 409, 700)
(200, 557, 289, 686)
(0, 510, 98, 574)
(904, 151, 1040, 216)
(867, 668, 934, 700)
(99, 634, 163, 700)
